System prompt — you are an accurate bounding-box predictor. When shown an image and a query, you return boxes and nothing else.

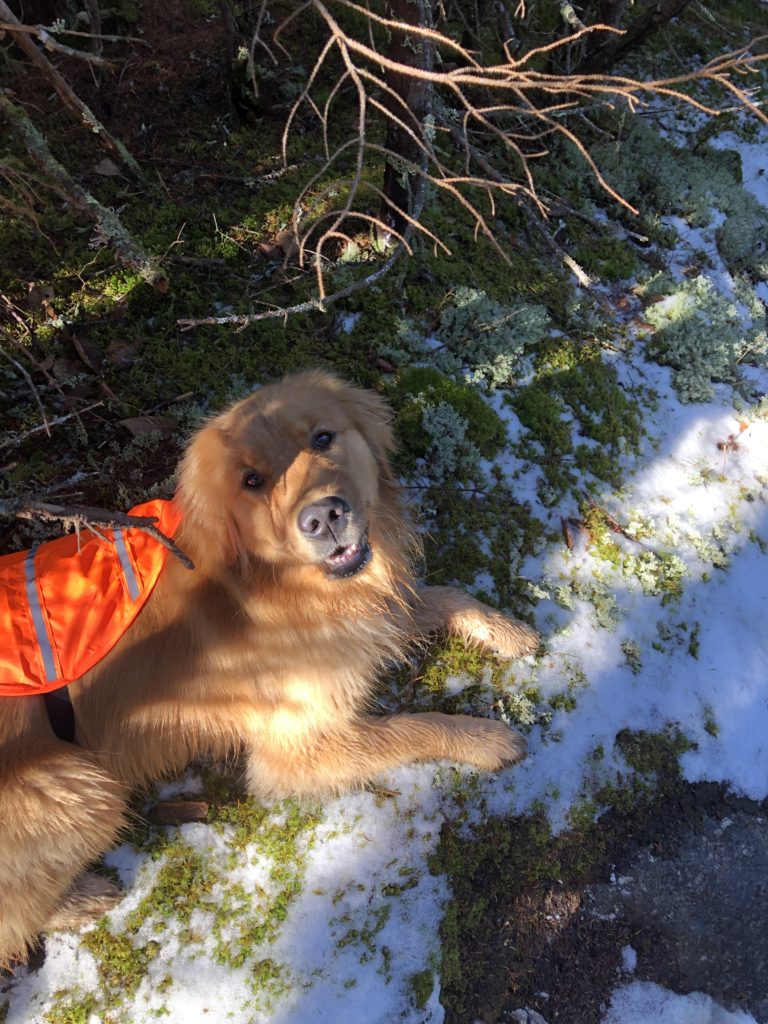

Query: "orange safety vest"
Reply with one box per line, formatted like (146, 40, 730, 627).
(0, 499, 183, 697)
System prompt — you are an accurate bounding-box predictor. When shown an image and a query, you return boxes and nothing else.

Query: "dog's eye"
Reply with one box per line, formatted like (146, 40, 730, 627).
(312, 431, 335, 451)
(242, 470, 265, 490)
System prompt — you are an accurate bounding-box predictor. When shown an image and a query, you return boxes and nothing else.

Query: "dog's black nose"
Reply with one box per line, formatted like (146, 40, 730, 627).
(297, 496, 350, 539)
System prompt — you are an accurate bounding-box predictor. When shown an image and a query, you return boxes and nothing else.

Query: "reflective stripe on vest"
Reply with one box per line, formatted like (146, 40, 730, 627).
(24, 546, 57, 684)
(0, 499, 183, 697)
(112, 528, 141, 602)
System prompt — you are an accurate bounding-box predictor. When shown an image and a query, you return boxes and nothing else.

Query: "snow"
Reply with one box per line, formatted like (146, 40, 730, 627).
(620, 946, 637, 974)
(5, 114, 768, 1024)
(605, 982, 759, 1024)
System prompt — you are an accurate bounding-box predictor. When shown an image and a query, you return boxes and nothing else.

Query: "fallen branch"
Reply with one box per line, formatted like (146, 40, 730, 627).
(0, 21, 114, 67)
(179, 4, 768, 329)
(0, 93, 167, 291)
(0, 20, 148, 45)
(178, 234, 406, 329)
(0, 500, 195, 570)
(0, 1, 145, 180)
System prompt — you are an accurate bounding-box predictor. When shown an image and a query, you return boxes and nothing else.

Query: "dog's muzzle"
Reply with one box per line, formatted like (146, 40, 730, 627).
(297, 496, 372, 578)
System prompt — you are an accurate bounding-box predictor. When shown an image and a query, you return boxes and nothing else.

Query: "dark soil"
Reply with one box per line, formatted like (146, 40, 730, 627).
(445, 783, 768, 1024)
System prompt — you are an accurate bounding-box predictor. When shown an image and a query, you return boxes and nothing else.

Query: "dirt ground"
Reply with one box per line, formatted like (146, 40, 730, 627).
(490, 787, 768, 1024)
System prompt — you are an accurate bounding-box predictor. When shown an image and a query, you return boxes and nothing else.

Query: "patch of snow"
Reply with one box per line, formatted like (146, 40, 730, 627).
(603, 981, 759, 1024)
(620, 946, 638, 973)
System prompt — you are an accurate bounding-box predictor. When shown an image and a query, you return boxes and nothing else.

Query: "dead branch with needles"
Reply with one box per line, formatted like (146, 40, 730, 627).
(0, 499, 194, 570)
(178, 1, 768, 329)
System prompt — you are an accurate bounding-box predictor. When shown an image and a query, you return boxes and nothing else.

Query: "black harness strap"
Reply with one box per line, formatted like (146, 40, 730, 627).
(43, 686, 76, 743)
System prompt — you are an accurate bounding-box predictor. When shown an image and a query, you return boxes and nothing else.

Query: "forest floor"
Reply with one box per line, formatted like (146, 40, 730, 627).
(2, 2, 768, 1022)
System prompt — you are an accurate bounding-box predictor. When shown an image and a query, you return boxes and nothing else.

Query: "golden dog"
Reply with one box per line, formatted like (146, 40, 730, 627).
(0, 371, 537, 967)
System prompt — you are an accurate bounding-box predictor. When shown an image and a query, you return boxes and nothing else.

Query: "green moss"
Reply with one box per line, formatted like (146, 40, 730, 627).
(127, 845, 216, 931)
(620, 639, 642, 675)
(250, 958, 289, 998)
(688, 623, 701, 660)
(417, 637, 489, 702)
(120, 784, 319, 1000)
(581, 504, 687, 604)
(567, 798, 600, 831)
(337, 903, 392, 964)
(581, 503, 623, 565)
(617, 726, 693, 776)
(81, 923, 160, 999)
(508, 339, 645, 503)
(543, 343, 642, 451)
(583, 116, 768, 273)
(409, 969, 434, 1009)
(429, 810, 555, 1020)
(703, 705, 719, 738)
(43, 994, 99, 1024)
(413, 478, 544, 609)
(213, 795, 322, 860)
(568, 220, 638, 282)
(510, 385, 572, 455)
(381, 865, 420, 897)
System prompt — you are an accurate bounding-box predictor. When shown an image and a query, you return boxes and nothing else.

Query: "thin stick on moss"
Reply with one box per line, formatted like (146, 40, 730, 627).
(0, 94, 167, 291)
(0, 345, 50, 439)
(0, 399, 104, 453)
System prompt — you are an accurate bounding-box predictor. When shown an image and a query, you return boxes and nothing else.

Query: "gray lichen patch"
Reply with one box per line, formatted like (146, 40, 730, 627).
(645, 275, 768, 403)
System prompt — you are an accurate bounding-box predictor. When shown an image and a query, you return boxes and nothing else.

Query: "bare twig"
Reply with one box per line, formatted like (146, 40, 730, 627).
(178, 236, 409, 329)
(0, 500, 195, 570)
(0, 21, 114, 67)
(0, 401, 104, 453)
(0, 20, 148, 44)
(0, 345, 51, 439)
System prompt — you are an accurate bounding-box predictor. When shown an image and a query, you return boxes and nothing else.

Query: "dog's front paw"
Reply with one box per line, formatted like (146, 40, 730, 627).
(452, 716, 527, 771)
(475, 614, 539, 660)
(44, 871, 122, 932)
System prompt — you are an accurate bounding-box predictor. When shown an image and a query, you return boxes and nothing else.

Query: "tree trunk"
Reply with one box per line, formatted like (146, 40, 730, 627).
(379, 0, 434, 240)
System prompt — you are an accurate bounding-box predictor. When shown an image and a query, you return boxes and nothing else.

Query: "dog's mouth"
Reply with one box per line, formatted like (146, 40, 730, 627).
(322, 536, 372, 579)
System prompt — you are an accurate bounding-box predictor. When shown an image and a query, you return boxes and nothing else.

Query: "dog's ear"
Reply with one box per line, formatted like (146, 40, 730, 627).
(176, 418, 244, 567)
(336, 381, 397, 474)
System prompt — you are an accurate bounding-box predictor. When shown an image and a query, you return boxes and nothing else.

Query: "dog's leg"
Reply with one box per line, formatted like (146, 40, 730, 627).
(0, 745, 126, 969)
(245, 711, 526, 797)
(411, 585, 539, 659)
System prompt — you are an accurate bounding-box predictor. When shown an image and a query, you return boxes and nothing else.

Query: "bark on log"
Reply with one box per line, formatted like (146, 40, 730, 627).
(0, 93, 167, 291)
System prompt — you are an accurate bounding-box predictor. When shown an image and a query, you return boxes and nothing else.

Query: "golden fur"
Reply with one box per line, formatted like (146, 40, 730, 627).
(0, 371, 538, 967)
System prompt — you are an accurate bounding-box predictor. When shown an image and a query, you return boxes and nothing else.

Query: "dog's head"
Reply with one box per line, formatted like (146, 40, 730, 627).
(178, 371, 402, 581)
